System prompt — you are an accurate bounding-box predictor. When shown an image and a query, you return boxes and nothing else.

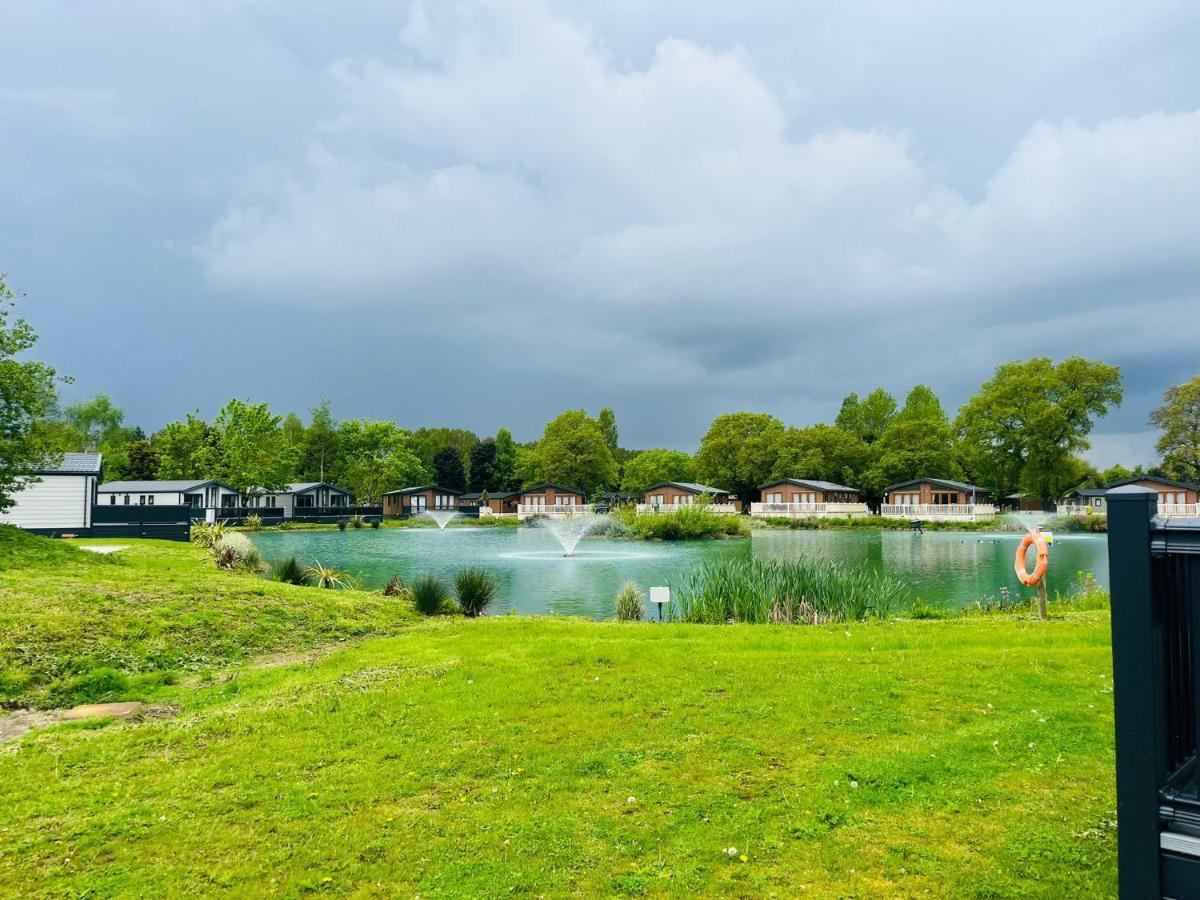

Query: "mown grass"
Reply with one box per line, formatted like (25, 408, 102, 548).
(0, 614, 1115, 897)
(0, 526, 415, 708)
(0, 527, 1117, 895)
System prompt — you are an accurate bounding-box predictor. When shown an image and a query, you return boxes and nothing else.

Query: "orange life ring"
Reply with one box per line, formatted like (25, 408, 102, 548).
(1015, 531, 1049, 587)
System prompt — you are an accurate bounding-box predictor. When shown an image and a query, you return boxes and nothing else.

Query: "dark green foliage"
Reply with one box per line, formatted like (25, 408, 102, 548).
(455, 568, 497, 617)
(469, 438, 499, 491)
(616, 506, 748, 540)
(337, 519, 349, 531)
(47, 666, 131, 707)
(433, 446, 467, 491)
(271, 556, 306, 585)
(411, 574, 451, 615)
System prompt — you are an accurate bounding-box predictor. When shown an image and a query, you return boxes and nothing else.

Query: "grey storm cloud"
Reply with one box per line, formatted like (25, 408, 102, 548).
(3, 0, 1199, 463)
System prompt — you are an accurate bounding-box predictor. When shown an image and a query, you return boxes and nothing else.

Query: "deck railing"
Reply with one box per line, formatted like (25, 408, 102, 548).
(635, 503, 739, 515)
(517, 503, 594, 518)
(1161, 503, 1200, 517)
(749, 502, 871, 518)
(879, 503, 997, 521)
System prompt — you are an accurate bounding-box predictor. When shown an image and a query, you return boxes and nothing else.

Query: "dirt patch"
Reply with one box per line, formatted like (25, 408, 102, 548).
(248, 642, 349, 670)
(0, 710, 62, 743)
(0, 703, 180, 743)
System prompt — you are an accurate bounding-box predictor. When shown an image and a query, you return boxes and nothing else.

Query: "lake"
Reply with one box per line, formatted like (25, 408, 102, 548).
(250, 526, 1109, 619)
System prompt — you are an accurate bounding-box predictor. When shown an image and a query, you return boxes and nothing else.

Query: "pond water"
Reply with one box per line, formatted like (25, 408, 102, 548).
(251, 526, 1109, 620)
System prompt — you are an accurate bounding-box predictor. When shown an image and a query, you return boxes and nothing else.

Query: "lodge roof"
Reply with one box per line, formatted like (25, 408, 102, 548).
(758, 477, 861, 494)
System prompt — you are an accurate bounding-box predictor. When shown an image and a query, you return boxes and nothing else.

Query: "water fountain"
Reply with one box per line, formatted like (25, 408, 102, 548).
(535, 511, 610, 556)
(425, 509, 461, 530)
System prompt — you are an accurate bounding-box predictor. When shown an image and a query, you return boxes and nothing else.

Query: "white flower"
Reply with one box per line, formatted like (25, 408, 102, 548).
(627, 796, 637, 805)
(725, 847, 738, 857)
(850, 781, 859, 789)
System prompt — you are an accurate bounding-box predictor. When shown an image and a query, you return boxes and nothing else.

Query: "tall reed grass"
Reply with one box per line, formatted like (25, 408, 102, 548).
(671, 556, 907, 624)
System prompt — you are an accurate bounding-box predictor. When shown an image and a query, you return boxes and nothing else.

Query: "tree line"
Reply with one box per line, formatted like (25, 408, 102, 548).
(3, 274, 1199, 511)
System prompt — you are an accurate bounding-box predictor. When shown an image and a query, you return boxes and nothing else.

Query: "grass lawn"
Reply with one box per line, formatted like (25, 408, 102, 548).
(0, 529, 1116, 896)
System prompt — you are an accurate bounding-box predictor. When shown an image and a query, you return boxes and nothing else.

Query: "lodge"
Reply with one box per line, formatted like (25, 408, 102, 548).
(750, 478, 871, 519)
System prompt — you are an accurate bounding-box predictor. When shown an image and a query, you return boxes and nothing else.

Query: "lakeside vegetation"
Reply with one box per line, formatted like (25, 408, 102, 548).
(0, 529, 1116, 895)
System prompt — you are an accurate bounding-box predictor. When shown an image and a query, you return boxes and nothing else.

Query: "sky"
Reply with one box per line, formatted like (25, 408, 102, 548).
(2, 0, 1198, 464)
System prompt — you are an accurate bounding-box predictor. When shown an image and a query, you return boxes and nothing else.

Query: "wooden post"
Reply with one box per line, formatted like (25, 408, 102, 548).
(1036, 579, 1047, 620)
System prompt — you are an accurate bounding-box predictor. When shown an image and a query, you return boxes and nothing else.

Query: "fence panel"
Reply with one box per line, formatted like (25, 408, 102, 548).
(90, 504, 192, 541)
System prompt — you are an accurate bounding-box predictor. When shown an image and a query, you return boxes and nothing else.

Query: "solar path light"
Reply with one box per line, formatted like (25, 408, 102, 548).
(649, 586, 670, 621)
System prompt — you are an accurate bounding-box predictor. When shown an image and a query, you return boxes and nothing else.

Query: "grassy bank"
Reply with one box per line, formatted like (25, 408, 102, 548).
(607, 505, 750, 540)
(0, 526, 415, 708)
(1, 529, 1116, 895)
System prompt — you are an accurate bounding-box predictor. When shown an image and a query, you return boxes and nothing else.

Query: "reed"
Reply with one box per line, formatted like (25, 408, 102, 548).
(671, 556, 908, 625)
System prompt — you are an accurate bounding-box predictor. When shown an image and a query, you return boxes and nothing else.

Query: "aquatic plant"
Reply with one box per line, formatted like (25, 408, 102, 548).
(455, 568, 497, 617)
(671, 556, 908, 625)
(614, 581, 644, 622)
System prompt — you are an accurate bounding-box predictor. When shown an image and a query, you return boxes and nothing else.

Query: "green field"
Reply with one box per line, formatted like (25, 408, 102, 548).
(0, 528, 1116, 896)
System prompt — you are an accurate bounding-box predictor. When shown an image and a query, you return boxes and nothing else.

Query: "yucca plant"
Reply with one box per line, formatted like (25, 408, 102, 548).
(347, 514, 366, 530)
(383, 574, 409, 598)
(455, 568, 497, 618)
(191, 520, 229, 549)
(303, 561, 355, 590)
(411, 574, 451, 615)
(271, 555, 306, 585)
(244, 513, 263, 531)
(614, 581, 644, 621)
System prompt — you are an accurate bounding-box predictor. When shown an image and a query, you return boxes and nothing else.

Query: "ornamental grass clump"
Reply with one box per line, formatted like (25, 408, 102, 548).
(303, 561, 355, 590)
(347, 514, 366, 530)
(671, 556, 908, 625)
(455, 568, 497, 618)
(191, 521, 229, 549)
(411, 574, 451, 615)
(210, 533, 263, 573)
(614, 581, 644, 621)
(271, 555, 306, 585)
(244, 513, 263, 531)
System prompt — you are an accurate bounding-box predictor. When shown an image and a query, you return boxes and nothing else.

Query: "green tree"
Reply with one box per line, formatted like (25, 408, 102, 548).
(893, 385, 945, 424)
(494, 427, 519, 491)
(1099, 463, 1134, 485)
(835, 389, 896, 443)
(124, 438, 160, 480)
(469, 438, 499, 491)
(523, 410, 618, 495)
(433, 445, 467, 490)
(210, 399, 295, 495)
(63, 393, 125, 450)
(154, 413, 214, 480)
(771, 425, 871, 488)
(299, 399, 339, 482)
(332, 419, 428, 503)
(598, 407, 619, 455)
(0, 275, 63, 512)
(411, 427, 480, 475)
(693, 412, 785, 502)
(1150, 376, 1200, 483)
(956, 357, 1123, 503)
(860, 386, 958, 495)
(619, 448, 693, 494)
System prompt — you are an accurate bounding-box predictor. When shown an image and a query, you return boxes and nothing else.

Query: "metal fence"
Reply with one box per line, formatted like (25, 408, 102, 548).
(288, 505, 383, 524)
(1109, 486, 1200, 896)
(91, 504, 192, 541)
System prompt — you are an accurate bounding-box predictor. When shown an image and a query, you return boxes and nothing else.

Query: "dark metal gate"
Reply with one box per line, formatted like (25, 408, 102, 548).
(1109, 485, 1200, 896)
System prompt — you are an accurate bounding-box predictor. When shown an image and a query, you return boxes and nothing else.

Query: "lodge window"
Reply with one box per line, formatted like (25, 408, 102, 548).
(109, 495, 116, 505)
(123, 495, 130, 505)
(148, 496, 154, 506)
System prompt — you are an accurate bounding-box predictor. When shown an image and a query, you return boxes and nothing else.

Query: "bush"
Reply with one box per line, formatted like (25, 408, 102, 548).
(244, 513, 263, 531)
(303, 561, 355, 590)
(370, 518, 381, 529)
(672, 556, 908, 625)
(337, 519, 349, 531)
(616, 506, 749, 541)
(191, 521, 229, 549)
(271, 556, 306, 585)
(908, 598, 950, 620)
(411, 574, 451, 615)
(211, 533, 263, 572)
(383, 575, 410, 599)
(614, 581, 644, 621)
(348, 514, 366, 530)
(455, 568, 497, 618)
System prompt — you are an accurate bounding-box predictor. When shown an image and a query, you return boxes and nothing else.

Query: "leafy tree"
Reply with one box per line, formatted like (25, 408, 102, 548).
(469, 437, 499, 491)
(1099, 463, 1134, 485)
(282, 412, 306, 452)
(411, 427, 480, 474)
(332, 419, 428, 503)
(0, 275, 63, 512)
(956, 357, 1123, 503)
(210, 399, 295, 495)
(598, 407, 619, 455)
(154, 413, 214, 480)
(835, 388, 896, 443)
(433, 445, 467, 490)
(124, 438, 160, 480)
(1150, 376, 1200, 483)
(771, 425, 871, 488)
(693, 412, 785, 503)
(494, 427, 519, 491)
(299, 399, 339, 482)
(893, 385, 945, 424)
(523, 409, 618, 495)
(863, 419, 961, 496)
(63, 393, 125, 450)
(620, 448, 693, 495)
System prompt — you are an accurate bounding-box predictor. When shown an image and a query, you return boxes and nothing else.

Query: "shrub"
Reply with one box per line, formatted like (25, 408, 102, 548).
(337, 519, 349, 531)
(614, 581, 644, 621)
(370, 518, 381, 529)
(303, 561, 355, 590)
(279, 519, 292, 530)
(411, 574, 451, 615)
(672, 556, 908, 625)
(244, 513, 263, 531)
(618, 506, 749, 541)
(348, 514, 366, 530)
(271, 556, 306, 585)
(211, 533, 263, 572)
(455, 568, 497, 617)
(383, 575, 409, 598)
(191, 520, 229, 549)
(908, 598, 950, 620)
